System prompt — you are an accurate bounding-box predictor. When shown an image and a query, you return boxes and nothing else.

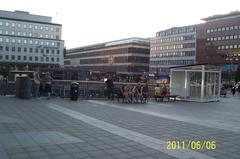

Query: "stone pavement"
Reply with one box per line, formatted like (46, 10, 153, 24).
(0, 95, 240, 159)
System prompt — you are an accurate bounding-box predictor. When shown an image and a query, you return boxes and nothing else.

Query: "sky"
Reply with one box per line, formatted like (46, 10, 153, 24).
(1, 0, 240, 48)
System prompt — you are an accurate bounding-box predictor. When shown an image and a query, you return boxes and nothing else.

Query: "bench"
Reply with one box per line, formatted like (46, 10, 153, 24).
(155, 94, 179, 102)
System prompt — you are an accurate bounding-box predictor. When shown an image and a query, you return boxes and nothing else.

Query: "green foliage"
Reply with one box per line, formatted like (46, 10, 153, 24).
(235, 65, 240, 82)
(0, 64, 11, 77)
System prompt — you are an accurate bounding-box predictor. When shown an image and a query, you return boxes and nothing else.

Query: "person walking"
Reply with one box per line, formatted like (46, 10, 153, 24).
(155, 84, 161, 102)
(231, 84, 236, 96)
(33, 69, 41, 97)
(105, 76, 114, 100)
(141, 83, 149, 103)
(42, 72, 53, 99)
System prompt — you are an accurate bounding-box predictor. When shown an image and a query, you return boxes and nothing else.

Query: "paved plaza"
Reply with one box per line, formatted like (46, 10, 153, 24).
(0, 95, 240, 159)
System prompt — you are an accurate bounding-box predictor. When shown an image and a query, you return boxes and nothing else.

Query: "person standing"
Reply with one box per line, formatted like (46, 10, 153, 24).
(33, 69, 41, 97)
(42, 72, 53, 99)
(231, 84, 236, 96)
(105, 76, 114, 100)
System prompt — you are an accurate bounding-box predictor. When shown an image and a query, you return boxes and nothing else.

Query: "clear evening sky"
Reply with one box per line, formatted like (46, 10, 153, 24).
(1, 0, 240, 48)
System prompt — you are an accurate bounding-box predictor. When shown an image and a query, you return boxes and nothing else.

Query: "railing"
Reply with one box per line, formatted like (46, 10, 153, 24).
(0, 79, 168, 98)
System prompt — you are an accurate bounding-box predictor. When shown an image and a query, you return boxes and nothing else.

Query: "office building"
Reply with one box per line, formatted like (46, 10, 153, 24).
(0, 10, 64, 70)
(65, 37, 150, 74)
(150, 25, 196, 74)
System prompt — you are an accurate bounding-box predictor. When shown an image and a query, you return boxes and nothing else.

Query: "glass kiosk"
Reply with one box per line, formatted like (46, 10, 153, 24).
(170, 64, 222, 102)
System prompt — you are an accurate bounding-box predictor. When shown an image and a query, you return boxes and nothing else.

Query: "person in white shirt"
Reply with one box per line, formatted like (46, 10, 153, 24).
(33, 69, 41, 97)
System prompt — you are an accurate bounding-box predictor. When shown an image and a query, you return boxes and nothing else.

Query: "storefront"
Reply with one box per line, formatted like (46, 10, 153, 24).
(170, 64, 222, 102)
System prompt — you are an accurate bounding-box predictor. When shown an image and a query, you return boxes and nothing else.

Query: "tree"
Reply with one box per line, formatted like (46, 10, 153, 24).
(0, 64, 11, 77)
(235, 65, 240, 82)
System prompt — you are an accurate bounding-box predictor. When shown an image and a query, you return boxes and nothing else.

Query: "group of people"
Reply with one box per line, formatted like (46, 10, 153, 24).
(33, 69, 53, 99)
(118, 82, 149, 104)
(221, 81, 240, 96)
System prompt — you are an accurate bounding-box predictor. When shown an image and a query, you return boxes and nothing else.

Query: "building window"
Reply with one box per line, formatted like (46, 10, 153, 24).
(23, 32, 26, 36)
(46, 49, 49, 54)
(57, 50, 60, 54)
(35, 48, 38, 53)
(46, 42, 49, 45)
(0, 22, 2, 25)
(5, 31, 9, 35)
(18, 56, 21, 60)
(0, 30, 2, 34)
(51, 50, 55, 54)
(11, 55, 15, 60)
(17, 23, 21, 28)
(0, 55, 3, 60)
(29, 48, 33, 53)
(17, 39, 21, 44)
(45, 27, 48, 30)
(11, 23, 15, 27)
(40, 26, 43, 30)
(29, 33, 32, 37)
(5, 55, 9, 60)
(29, 56, 32, 61)
(40, 34, 43, 38)
(0, 38, 2, 42)
(23, 56, 27, 60)
(11, 31, 15, 35)
(35, 40, 39, 45)
(6, 22, 9, 26)
(12, 47, 15, 52)
(29, 40, 33, 44)
(18, 47, 21, 52)
(56, 27, 60, 32)
(23, 24, 27, 29)
(11, 39, 16, 43)
(222, 27, 225, 31)
(234, 45, 238, 49)
(5, 46, 9, 51)
(206, 29, 210, 33)
(34, 25, 38, 29)
(24, 40, 27, 44)
(17, 32, 21, 36)
(35, 57, 38, 61)
(230, 26, 234, 30)
(41, 49, 44, 53)
(46, 57, 49, 62)
(29, 24, 32, 29)
(41, 57, 44, 62)
(230, 35, 233, 40)
(51, 57, 54, 62)
(57, 58, 59, 62)
(24, 48, 27, 52)
(234, 26, 238, 30)
(226, 27, 229, 31)
(56, 35, 59, 39)
(234, 35, 238, 39)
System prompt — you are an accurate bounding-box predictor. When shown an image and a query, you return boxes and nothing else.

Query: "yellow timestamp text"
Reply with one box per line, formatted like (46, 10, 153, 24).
(166, 140, 216, 150)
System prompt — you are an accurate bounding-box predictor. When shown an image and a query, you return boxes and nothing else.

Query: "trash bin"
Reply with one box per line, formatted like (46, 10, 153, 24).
(70, 82, 79, 100)
(15, 76, 31, 99)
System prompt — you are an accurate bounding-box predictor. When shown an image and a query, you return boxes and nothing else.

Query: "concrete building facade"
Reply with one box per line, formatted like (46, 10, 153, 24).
(64, 37, 150, 74)
(0, 10, 64, 70)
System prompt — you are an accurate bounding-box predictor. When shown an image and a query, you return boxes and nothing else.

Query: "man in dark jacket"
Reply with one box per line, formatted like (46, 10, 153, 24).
(105, 76, 114, 100)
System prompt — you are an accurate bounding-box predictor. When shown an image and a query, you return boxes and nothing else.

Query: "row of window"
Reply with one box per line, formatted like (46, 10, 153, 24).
(157, 26, 196, 37)
(206, 25, 240, 34)
(0, 55, 59, 62)
(0, 37, 60, 47)
(150, 60, 194, 65)
(0, 21, 60, 32)
(151, 43, 195, 51)
(151, 35, 195, 44)
(150, 51, 195, 58)
(207, 34, 240, 41)
(0, 46, 60, 54)
(0, 29, 59, 39)
(216, 44, 240, 50)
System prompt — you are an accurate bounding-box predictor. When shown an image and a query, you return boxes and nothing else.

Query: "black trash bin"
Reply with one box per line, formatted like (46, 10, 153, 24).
(15, 76, 31, 99)
(70, 82, 79, 100)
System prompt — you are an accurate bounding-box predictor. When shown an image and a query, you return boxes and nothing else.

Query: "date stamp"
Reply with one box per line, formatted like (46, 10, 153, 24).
(166, 140, 216, 150)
